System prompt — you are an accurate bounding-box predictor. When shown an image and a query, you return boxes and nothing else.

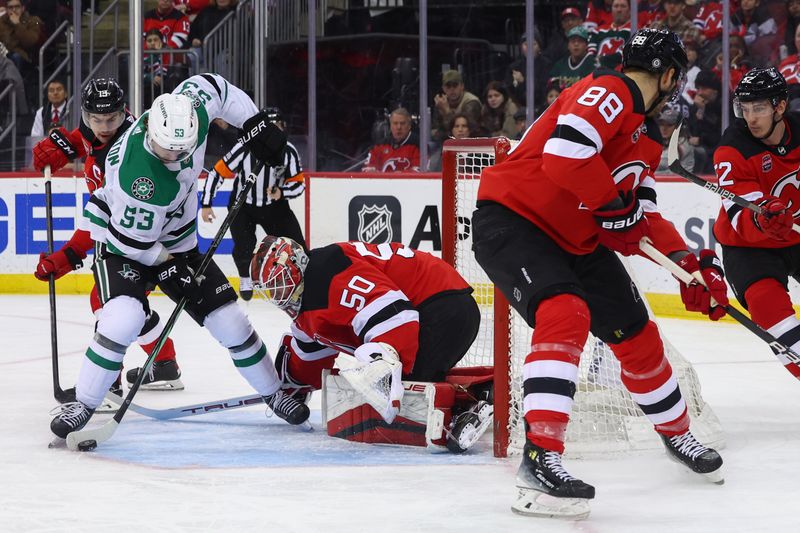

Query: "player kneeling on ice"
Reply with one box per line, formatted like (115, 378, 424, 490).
(50, 74, 310, 441)
(472, 29, 726, 519)
(250, 237, 493, 453)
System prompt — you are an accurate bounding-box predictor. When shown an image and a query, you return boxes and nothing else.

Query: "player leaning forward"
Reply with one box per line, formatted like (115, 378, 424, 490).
(472, 29, 726, 518)
(49, 74, 310, 439)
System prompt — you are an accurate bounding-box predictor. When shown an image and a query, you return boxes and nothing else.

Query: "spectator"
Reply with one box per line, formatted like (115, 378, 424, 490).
(732, 0, 777, 49)
(680, 39, 702, 108)
(779, 22, 800, 109)
(363, 107, 420, 172)
(189, 0, 236, 48)
(713, 34, 752, 91)
(143, 0, 191, 50)
(544, 79, 563, 108)
(505, 30, 550, 109)
(431, 69, 481, 143)
(144, 29, 167, 106)
(589, 0, 632, 69)
(693, 1, 724, 43)
(174, 0, 212, 20)
(25, 0, 63, 38)
(638, 0, 667, 27)
(654, 0, 703, 46)
(585, 0, 613, 33)
(30, 78, 67, 138)
(0, 0, 44, 74)
(687, 69, 723, 174)
(428, 112, 477, 171)
(656, 101, 694, 173)
(542, 7, 585, 67)
(0, 40, 28, 116)
(548, 25, 595, 90)
(480, 81, 518, 138)
(786, 0, 800, 55)
(512, 107, 527, 140)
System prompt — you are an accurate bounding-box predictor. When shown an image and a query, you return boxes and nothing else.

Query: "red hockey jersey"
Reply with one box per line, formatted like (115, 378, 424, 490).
(288, 242, 471, 373)
(478, 68, 687, 256)
(713, 114, 800, 248)
(362, 141, 420, 172)
(143, 8, 190, 49)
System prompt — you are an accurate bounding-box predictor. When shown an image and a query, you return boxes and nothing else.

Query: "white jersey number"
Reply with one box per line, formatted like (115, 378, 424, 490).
(352, 242, 414, 260)
(339, 275, 376, 311)
(577, 86, 624, 124)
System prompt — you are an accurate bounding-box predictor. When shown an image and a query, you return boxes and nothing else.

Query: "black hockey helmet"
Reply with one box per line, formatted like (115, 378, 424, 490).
(623, 28, 688, 79)
(262, 107, 285, 124)
(734, 67, 788, 111)
(81, 78, 125, 114)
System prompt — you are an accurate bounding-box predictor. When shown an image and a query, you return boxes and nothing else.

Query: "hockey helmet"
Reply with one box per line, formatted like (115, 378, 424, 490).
(251, 236, 308, 318)
(82, 78, 125, 114)
(733, 67, 788, 118)
(623, 29, 688, 79)
(147, 93, 198, 162)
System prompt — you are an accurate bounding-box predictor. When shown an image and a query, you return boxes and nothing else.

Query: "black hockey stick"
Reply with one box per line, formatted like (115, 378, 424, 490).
(667, 124, 800, 234)
(66, 159, 266, 451)
(639, 239, 800, 379)
(44, 165, 71, 403)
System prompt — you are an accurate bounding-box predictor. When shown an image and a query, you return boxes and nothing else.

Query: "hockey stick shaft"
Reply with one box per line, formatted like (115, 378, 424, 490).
(66, 161, 265, 450)
(44, 166, 70, 403)
(667, 124, 800, 234)
(105, 393, 264, 421)
(638, 239, 800, 376)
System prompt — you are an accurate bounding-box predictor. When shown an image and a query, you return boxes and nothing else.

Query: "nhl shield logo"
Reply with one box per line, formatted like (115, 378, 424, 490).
(357, 204, 393, 243)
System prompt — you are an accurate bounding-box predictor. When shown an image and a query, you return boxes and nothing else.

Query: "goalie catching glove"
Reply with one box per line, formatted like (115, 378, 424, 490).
(338, 342, 404, 424)
(32, 128, 80, 172)
(239, 112, 288, 167)
(593, 191, 652, 256)
(676, 250, 728, 321)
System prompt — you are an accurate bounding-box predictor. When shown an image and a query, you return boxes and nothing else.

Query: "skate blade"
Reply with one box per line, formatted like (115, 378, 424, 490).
(133, 378, 185, 391)
(95, 399, 120, 414)
(297, 420, 314, 432)
(511, 488, 591, 520)
(48, 437, 67, 449)
(702, 467, 725, 485)
(455, 405, 494, 451)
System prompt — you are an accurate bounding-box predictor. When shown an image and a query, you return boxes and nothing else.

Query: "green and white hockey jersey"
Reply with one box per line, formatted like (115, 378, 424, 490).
(80, 73, 258, 266)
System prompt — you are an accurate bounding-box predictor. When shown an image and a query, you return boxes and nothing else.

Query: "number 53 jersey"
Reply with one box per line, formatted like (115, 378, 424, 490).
(478, 68, 663, 256)
(290, 242, 471, 374)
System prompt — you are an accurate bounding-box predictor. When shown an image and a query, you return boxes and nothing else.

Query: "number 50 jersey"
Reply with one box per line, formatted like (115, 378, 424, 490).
(290, 242, 471, 374)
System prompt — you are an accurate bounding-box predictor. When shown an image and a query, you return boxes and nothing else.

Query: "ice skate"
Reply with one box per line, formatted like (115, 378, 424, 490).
(50, 401, 95, 439)
(512, 442, 595, 519)
(125, 359, 185, 391)
(446, 400, 493, 453)
(62, 375, 122, 413)
(264, 389, 311, 426)
(661, 431, 724, 484)
(239, 276, 253, 301)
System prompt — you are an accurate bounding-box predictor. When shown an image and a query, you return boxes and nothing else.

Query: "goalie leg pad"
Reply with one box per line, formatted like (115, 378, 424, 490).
(338, 343, 404, 423)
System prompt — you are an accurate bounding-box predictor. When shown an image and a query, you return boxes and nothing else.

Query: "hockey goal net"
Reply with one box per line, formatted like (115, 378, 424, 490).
(441, 137, 724, 458)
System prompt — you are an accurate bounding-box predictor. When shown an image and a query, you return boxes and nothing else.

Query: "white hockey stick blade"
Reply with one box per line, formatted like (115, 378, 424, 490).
(667, 122, 682, 166)
(511, 488, 591, 520)
(66, 419, 119, 451)
(104, 393, 265, 421)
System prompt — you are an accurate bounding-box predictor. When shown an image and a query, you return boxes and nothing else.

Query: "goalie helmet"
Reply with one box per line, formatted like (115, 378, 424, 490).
(147, 93, 198, 162)
(733, 67, 788, 118)
(251, 236, 308, 318)
(623, 28, 688, 78)
(82, 78, 125, 114)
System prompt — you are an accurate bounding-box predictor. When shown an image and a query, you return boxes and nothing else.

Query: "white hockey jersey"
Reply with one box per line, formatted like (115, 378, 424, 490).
(80, 74, 258, 266)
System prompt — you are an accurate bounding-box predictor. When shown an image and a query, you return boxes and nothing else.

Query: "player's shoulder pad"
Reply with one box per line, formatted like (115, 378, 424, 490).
(642, 116, 662, 145)
(301, 244, 353, 312)
(591, 68, 646, 115)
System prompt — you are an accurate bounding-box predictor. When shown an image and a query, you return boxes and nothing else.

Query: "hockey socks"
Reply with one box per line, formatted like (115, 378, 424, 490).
(523, 294, 591, 454)
(611, 321, 689, 436)
(745, 278, 800, 378)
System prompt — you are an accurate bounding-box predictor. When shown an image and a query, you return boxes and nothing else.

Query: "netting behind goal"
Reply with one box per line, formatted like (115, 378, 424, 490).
(441, 138, 724, 458)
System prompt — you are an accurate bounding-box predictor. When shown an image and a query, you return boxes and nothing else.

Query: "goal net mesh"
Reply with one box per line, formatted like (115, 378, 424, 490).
(442, 138, 724, 458)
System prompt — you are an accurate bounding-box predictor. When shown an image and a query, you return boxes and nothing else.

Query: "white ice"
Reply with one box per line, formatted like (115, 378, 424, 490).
(2, 294, 799, 532)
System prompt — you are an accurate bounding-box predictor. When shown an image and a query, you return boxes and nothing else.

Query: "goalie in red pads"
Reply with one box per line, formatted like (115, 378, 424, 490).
(473, 29, 726, 519)
(250, 236, 492, 453)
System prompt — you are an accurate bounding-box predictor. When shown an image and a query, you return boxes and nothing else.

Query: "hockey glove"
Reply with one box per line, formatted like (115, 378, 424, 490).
(34, 245, 86, 281)
(274, 334, 315, 398)
(156, 257, 204, 304)
(677, 250, 728, 321)
(593, 191, 652, 256)
(32, 128, 79, 172)
(754, 196, 794, 241)
(239, 112, 287, 167)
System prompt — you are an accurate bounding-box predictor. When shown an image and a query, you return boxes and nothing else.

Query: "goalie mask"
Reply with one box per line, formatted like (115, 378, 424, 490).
(251, 236, 308, 318)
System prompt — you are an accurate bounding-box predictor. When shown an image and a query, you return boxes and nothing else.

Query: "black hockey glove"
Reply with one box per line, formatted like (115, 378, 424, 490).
(239, 112, 288, 167)
(156, 257, 204, 304)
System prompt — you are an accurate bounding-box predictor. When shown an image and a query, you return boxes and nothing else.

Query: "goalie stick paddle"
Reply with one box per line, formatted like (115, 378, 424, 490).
(638, 238, 800, 379)
(45, 165, 71, 404)
(66, 159, 266, 451)
(667, 123, 800, 234)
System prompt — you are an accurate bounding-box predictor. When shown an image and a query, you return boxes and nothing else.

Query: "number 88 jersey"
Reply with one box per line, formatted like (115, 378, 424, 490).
(291, 241, 472, 374)
(478, 69, 660, 255)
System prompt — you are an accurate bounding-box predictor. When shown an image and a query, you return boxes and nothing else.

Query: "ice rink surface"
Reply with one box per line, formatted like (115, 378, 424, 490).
(3, 294, 800, 532)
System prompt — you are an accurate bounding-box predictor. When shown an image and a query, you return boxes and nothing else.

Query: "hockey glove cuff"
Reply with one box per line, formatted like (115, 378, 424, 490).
(239, 113, 288, 167)
(677, 250, 728, 321)
(156, 257, 204, 304)
(34, 245, 87, 281)
(32, 128, 79, 172)
(593, 192, 651, 256)
(754, 196, 794, 241)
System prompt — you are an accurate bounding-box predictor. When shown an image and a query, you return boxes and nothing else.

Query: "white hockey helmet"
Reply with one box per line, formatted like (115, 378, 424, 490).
(147, 93, 198, 162)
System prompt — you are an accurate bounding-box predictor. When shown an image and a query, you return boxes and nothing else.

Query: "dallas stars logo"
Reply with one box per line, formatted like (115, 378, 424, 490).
(131, 177, 155, 200)
(118, 264, 140, 282)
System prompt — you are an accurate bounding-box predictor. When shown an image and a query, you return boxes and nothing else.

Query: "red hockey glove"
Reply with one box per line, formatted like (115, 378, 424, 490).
(754, 196, 794, 240)
(34, 245, 86, 281)
(676, 250, 729, 321)
(32, 128, 79, 172)
(593, 192, 652, 256)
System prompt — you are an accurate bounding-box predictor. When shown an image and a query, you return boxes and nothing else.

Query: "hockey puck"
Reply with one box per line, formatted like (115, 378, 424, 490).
(77, 439, 97, 452)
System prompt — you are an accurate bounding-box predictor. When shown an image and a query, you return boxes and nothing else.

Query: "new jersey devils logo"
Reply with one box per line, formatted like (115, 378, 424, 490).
(771, 170, 800, 217)
(382, 158, 413, 172)
(611, 161, 650, 190)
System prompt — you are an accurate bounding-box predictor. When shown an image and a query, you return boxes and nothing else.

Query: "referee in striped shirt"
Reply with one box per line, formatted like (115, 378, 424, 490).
(201, 107, 306, 300)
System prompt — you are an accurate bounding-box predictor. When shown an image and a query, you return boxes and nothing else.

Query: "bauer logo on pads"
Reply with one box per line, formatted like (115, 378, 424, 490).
(348, 195, 402, 244)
